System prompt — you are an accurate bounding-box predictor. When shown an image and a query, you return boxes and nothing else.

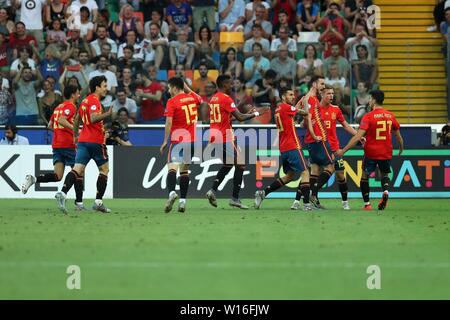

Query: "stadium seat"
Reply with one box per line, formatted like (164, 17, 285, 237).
(156, 70, 168, 81)
(133, 11, 144, 23)
(219, 32, 244, 52)
(168, 70, 193, 81)
(193, 69, 219, 81)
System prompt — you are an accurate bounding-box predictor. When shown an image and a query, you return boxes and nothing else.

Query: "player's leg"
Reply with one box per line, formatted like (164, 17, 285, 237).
(229, 141, 248, 209)
(309, 163, 322, 208)
(178, 163, 190, 213)
(336, 170, 350, 210)
(377, 160, 392, 211)
(361, 157, 376, 210)
(91, 143, 111, 213)
(56, 163, 85, 213)
(165, 143, 181, 213)
(310, 141, 334, 209)
(206, 143, 232, 207)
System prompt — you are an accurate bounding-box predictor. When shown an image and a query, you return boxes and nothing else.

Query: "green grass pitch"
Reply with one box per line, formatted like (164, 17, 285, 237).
(0, 198, 449, 299)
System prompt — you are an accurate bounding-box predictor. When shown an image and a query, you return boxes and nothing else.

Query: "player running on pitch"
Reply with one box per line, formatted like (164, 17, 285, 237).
(306, 85, 359, 210)
(205, 74, 262, 209)
(55, 76, 112, 213)
(22, 85, 86, 210)
(160, 77, 203, 213)
(254, 88, 313, 211)
(336, 89, 404, 211)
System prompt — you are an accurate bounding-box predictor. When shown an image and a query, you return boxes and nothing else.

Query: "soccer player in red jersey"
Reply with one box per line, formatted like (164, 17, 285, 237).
(55, 76, 113, 213)
(205, 74, 261, 209)
(160, 77, 203, 213)
(336, 90, 404, 211)
(312, 85, 358, 210)
(254, 88, 313, 211)
(21, 85, 85, 210)
(298, 75, 333, 209)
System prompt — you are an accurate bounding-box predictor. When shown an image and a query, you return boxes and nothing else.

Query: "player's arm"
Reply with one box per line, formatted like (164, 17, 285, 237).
(58, 115, 74, 130)
(231, 109, 260, 122)
(394, 129, 404, 156)
(73, 113, 80, 143)
(306, 113, 322, 141)
(339, 128, 366, 156)
(160, 116, 172, 154)
(294, 99, 309, 117)
(47, 118, 54, 131)
(90, 107, 113, 123)
(341, 120, 357, 136)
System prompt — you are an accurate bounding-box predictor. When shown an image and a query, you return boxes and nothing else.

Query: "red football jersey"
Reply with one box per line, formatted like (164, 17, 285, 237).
(164, 92, 202, 143)
(359, 107, 400, 160)
(302, 96, 328, 144)
(50, 101, 77, 149)
(209, 92, 237, 143)
(78, 94, 106, 145)
(320, 104, 345, 151)
(275, 103, 301, 152)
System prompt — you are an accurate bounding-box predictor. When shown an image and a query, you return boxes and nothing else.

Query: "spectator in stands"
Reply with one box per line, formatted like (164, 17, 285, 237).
(194, 25, 219, 69)
(166, 0, 193, 37)
(78, 6, 94, 42)
(296, 0, 320, 32)
(89, 55, 118, 107)
(353, 81, 370, 123)
(116, 107, 135, 125)
(111, 87, 137, 122)
(0, 124, 29, 145)
(440, 7, 450, 55)
(9, 22, 37, 59)
(345, 21, 378, 61)
(136, 69, 164, 123)
(244, 42, 270, 86)
(333, 84, 352, 117)
(0, 75, 13, 125)
(325, 63, 347, 94)
(244, 4, 273, 40)
(344, 0, 372, 24)
(145, 9, 170, 38)
(38, 79, 63, 125)
(118, 66, 137, 99)
(13, 66, 43, 125)
(192, 62, 215, 97)
(232, 76, 253, 112)
(169, 29, 195, 70)
(141, 0, 169, 24)
(118, 45, 143, 75)
(273, 9, 298, 40)
(37, 46, 63, 85)
(271, 0, 297, 26)
(252, 68, 277, 124)
(91, 43, 118, 67)
(96, 8, 115, 39)
(0, 32, 9, 73)
(120, 0, 140, 11)
(221, 47, 243, 80)
(243, 24, 271, 58)
(201, 81, 217, 103)
(431, 0, 447, 32)
(65, 49, 94, 90)
(270, 43, 296, 82)
(316, 2, 349, 58)
(440, 122, 450, 146)
(192, 0, 216, 33)
(218, 0, 246, 32)
(0, 8, 14, 36)
(270, 25, 297, 58)
(66, 0, 99, 27)
(118, 30, 144, 62)
(352, 44, 377, 89)
(114, 4, 144, 43)
(142, 22, 168, 70)
(173, 63, 193, 86)
(297, 44, 323, 86)
(10, 47, 36, 78)
(46, 19, 67, 50)
(45, 0, 67, 30)
(13, 0, 46, 51)
(245, 0, 270, 23)
(90, 25, 118, 58)
(323, 43, 349, 81)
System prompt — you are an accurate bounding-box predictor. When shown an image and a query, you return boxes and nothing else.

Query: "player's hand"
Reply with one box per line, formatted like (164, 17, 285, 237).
(160, 141, 167, 154)
(335, 149, 344, 158)
(73, 136, 78, 145)
(359, 137, 366, 146)
(314, 135, 322, 142)
(398, 146, 403, 156)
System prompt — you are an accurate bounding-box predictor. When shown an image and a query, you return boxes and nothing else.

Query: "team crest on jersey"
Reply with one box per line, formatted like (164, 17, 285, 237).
(91, 105, 97, 111)
(64, 109, 70, 115)
(231, 103, 236, 109)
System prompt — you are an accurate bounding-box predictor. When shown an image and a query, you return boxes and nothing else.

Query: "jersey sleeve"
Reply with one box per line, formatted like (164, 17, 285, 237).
(392, 115, 400, 131)
(189, 92, 203, 105)
(336, 108, 345, 123)
(164, 99, 175, 117)
(286, 104, 297, 116)
(223, 96, 237, 113)
(359, 113, 370, 131)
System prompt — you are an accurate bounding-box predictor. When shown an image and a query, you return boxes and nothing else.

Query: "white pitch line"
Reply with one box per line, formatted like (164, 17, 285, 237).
(0, 261, 450, 269)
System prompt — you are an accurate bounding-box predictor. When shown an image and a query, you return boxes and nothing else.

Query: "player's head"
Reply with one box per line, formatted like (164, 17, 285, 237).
(309, 75, 325, 92)
(89, 75, 108, 98)
(216, 74, 232, 94)
(167, 76, 184, 97)
(320, 85, 334, 105)
(64, 84, 80, 101)
(369, 89, 384, 108)
(280, 87, 295, 105)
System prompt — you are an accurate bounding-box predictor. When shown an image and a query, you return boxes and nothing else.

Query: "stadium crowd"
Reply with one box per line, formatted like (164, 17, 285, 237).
(0, 0, 378, 126)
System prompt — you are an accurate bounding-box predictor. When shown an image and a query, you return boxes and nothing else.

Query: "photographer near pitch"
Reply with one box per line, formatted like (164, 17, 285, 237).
(105, 110, 132, 146)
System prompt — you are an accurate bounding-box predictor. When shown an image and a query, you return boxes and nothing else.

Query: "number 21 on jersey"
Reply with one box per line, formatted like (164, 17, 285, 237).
(376, 120, 392, 140)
